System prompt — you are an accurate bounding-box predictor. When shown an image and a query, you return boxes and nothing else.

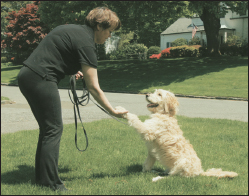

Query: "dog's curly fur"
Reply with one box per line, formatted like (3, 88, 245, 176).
(115, 89, 238, 182)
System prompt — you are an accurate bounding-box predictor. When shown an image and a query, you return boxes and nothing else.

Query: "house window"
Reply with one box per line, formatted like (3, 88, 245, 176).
(167, 42, 171, 48)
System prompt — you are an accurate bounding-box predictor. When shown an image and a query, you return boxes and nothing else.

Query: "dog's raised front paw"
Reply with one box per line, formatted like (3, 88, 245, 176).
(115, 106, 126, 112)
(115, 106, 128, 118)
(126, 113, 137, 119)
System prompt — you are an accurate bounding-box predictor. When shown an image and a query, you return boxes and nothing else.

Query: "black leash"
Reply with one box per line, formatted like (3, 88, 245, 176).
(68, 76, 89, 152)
(68, 75, 128, 152)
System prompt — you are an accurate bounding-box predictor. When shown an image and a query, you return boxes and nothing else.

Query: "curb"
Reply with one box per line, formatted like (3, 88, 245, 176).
(1, 100, 16, 105)
(174, 94, 248, 101)
(1, 83, 248, 102)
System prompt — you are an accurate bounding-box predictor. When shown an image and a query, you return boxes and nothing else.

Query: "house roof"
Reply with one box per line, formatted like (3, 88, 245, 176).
(161, 17, 234, 35)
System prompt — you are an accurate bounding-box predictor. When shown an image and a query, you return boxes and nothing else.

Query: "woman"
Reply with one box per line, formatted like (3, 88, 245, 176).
(17, 7, 128, 191)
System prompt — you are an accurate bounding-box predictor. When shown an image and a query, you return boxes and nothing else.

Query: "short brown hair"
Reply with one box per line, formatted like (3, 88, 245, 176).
(85, 7, 121, 31)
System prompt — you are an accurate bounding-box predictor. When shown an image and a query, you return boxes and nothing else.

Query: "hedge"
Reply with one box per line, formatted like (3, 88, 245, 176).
(150, 45, 208, 59)
(162, 45, 200, 58)
(220, 43, 248, 56)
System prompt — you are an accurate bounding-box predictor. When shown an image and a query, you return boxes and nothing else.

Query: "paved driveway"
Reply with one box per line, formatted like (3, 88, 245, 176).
(1, 86, 248, 134)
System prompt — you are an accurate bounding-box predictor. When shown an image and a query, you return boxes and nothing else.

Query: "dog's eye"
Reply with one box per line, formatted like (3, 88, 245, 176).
(158, 93, 162, 96)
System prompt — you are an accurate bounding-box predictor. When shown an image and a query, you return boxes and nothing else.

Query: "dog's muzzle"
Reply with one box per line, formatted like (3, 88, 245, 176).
(146, 94, 159, 108)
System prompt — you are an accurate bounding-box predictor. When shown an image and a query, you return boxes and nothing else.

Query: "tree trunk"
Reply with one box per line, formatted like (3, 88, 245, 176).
(200, 5, 221, 57)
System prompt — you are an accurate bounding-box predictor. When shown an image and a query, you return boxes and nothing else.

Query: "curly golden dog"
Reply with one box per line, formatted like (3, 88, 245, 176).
(115, 89, 238, 182)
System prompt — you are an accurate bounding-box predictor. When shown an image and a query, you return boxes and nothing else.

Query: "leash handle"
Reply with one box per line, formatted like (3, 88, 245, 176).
(68, 74, 129, 152)
(74, 102, 88, 152)
(68, 75, 89, 152)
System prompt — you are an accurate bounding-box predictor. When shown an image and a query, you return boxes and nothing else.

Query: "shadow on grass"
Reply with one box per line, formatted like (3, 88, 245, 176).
(2, 57, 248, 92)
(1, 165, 36, 185)
(89, 164, 166, 179)
(89, 164, 143, 179)
(1, 164, 71, 185)
(97, 57, 248, 92)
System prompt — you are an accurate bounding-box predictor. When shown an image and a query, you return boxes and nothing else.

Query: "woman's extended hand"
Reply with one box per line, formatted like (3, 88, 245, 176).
(75, 71, 83, 80)
(112, 106, 128, 118)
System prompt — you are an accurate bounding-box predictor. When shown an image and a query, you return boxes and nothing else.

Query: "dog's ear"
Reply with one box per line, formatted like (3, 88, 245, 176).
(164, 101, 169, 114)
(164, 96, 179, 116)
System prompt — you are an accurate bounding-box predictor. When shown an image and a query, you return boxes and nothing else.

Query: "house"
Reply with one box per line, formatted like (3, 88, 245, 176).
(160, 9, 248, 50)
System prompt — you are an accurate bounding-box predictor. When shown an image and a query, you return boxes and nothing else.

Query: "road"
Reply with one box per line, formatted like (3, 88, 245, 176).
(1, 86, 248, 134)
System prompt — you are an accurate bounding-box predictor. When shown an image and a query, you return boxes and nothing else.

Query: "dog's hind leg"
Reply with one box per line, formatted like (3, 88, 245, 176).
(143, 153, 156, 172)
(152, 169, 171, 182)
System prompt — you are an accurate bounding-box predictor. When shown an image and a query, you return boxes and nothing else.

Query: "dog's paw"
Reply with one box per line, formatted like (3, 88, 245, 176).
(115, 106, 126, 112)
(126, 113, 137, 119)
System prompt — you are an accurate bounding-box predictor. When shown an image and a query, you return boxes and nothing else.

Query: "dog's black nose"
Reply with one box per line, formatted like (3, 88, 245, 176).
(146, 94, 149, 98)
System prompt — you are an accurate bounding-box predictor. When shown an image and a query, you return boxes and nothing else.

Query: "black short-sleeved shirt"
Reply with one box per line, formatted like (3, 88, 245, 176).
(23, 24, 97, 83)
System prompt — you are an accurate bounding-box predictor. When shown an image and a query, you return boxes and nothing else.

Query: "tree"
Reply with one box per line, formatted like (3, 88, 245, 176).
(1, 1, 32, 35)
(1, 1, 49, 64)
(107, 1, 192, 48)
(188, 1, 248, 57)
(37, 1, 192, 48)
(37, 1, 103, 30)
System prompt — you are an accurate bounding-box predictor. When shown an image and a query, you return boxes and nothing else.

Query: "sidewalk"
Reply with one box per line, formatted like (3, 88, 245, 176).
(1, 86, 248, 134)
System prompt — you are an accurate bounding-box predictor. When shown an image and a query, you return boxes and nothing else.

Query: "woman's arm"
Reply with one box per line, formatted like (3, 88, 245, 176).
(81, 64, 128, 118)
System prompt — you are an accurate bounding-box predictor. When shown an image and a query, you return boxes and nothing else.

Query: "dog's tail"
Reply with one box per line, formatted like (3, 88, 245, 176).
(200, 168, 238, 178)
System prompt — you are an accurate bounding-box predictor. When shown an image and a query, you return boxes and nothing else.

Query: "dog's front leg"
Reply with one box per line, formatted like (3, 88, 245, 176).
(124, 113, 144, 128)
(124, 113, 156, 141)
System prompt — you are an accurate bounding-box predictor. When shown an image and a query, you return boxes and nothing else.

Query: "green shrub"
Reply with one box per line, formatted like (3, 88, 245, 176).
(226, 35, 242, 46)
(167, 45, 200, 58)
(122, 43, 148, 54)
(199, 46, 207, 57)
(117, 31, 136, 50)
(240, 42, 248, 56)
(96, 44, 107, 60)
(147, 46, 161, 57)
(190, 45, 202, 49)
(188, 36, 201, 46)
(220, 44, 240, 56)
(109, 43, 148, 60)
(171, 38, 188, 47)
(108, 50, 126, 60)
(220, 35, 248, 56)
(170, 45, 189, 57)
(185, 46, 199, 57)
(1, 57, 8, 63)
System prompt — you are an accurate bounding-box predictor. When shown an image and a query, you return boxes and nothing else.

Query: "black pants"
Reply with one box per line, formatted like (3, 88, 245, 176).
(18, 66, 65, 190)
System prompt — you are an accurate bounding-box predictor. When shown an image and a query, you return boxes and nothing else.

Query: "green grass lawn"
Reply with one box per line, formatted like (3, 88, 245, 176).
(1, 96, 10, 101)
(1, 116, 248, 195)
(1, 56, 248, 99)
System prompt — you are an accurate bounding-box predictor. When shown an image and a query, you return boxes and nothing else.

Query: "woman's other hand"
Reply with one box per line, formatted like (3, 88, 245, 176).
(75, 71, 83, 80)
